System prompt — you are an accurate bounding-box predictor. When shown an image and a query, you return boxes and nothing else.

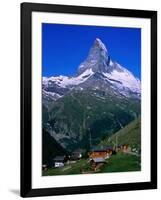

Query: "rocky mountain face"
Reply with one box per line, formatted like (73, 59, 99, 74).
(42, 38, 141, 153)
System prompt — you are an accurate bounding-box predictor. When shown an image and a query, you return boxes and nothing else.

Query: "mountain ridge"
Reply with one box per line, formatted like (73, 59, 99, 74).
(43, 38, 141, 103)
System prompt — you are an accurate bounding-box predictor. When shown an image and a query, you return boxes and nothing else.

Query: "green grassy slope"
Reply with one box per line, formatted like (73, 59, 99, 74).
(99, 117, 141, 150)
(100, 152, 141, 172)
(43, 159, 91, 176)
(43, 152, 140, 176)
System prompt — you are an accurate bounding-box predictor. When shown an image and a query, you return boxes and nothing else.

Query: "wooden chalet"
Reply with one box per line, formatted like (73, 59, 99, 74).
(90, 157, 106, 171)
(70, 150, 82, 161)
(117, 144, 131, 153)
(88, 147, 114, 159)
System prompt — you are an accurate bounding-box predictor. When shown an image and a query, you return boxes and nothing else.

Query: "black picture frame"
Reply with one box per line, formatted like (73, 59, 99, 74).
(21, 2, 157, 197)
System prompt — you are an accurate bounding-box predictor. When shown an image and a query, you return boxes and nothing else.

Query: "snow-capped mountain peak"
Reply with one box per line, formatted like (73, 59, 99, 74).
(77, 38, 109, 75)
(94, 38, 108, 52)
(43, 38, 141, 101)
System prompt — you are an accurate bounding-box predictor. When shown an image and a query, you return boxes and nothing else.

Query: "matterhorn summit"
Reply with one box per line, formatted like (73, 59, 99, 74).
(77, 38, 109, 75)
(43, 38, 141, 102)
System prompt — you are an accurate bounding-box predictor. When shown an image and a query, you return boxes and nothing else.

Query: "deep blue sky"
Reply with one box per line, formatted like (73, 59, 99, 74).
(42, 23, 141, 79)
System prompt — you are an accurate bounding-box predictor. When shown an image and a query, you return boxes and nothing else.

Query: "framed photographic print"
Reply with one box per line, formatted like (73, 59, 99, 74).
(21, 2, 157, 197)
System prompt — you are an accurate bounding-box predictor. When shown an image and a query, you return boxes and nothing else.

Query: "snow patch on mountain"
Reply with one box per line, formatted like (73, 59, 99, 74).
(102, 66, 141, 93)
(43, 68, 94, 88)
(42, 90, 63, 102)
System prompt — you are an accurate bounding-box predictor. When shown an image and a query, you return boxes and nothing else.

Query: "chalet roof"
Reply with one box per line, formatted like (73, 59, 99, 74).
(73, 149, 82, 153)
(72, 152, 81, 155)
(91, 157, 105, 163)
(105, 146, 113, 149)
(53, 156, 65, 162)
(90, 146, 113, 152)
(70, 155, 79, 160)
(90, 147, 106, 152)
(120, 143, 128, 146)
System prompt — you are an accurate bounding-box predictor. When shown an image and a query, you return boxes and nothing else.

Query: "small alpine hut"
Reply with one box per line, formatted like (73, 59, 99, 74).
(117, 144, 130, 153)
(70, 149, 82, 161)
(121, 144, 131, 153)
(53, 156, 67, 168)
(105, 146, 114, 155)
